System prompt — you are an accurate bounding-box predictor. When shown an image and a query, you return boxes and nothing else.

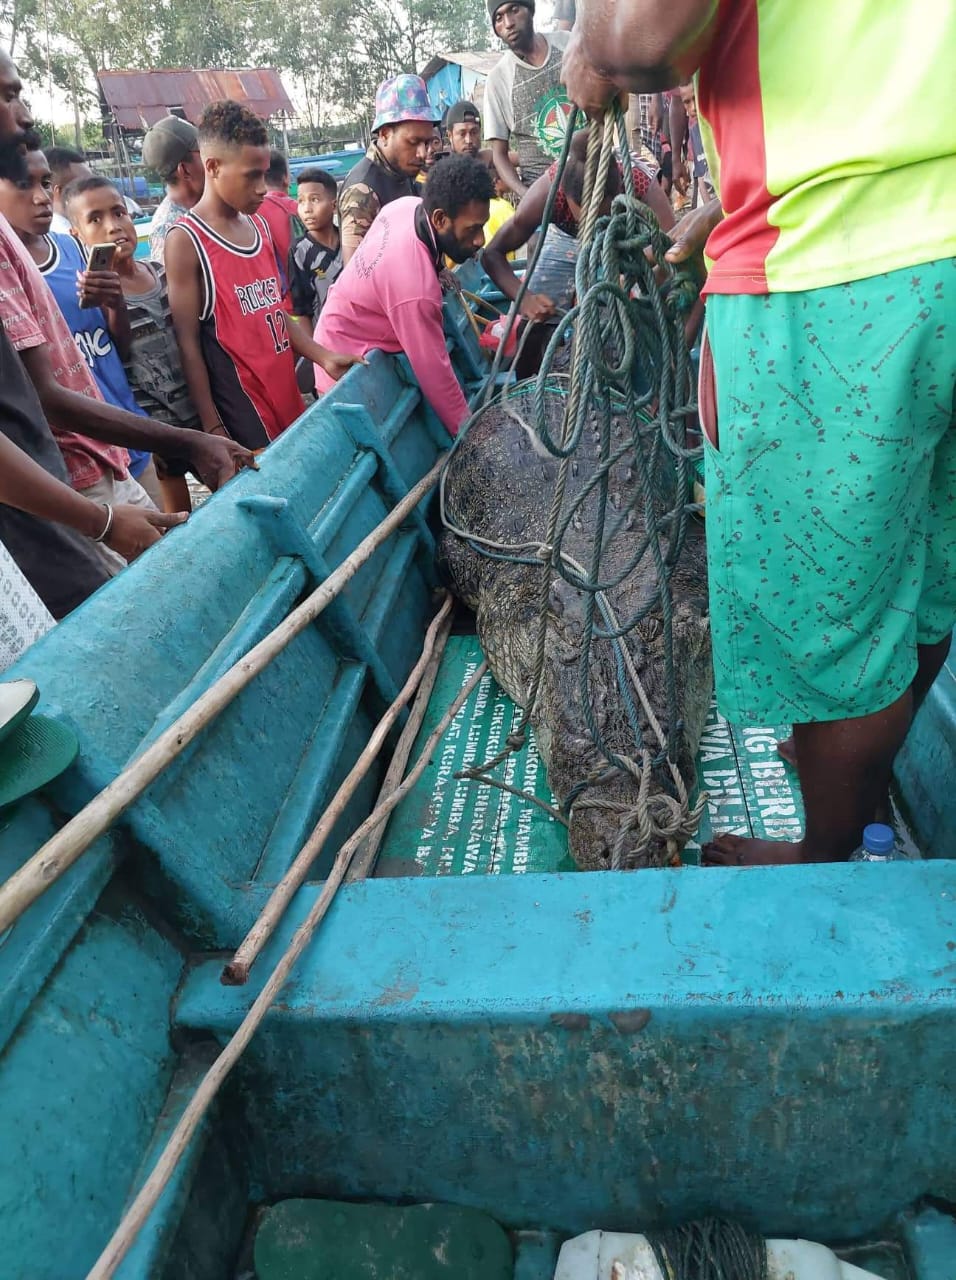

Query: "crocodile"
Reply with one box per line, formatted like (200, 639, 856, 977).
(437, 385, 712, 870)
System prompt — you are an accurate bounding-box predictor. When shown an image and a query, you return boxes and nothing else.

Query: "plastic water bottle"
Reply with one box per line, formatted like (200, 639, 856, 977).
(850, 822, 898, 862)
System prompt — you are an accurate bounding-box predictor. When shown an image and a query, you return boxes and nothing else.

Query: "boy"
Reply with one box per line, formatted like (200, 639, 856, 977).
(65, 174, 202, 513)
(165, 100, 358, 451)
(258, 148, 301, 275)
(483, 165, 517, 259)
(2, 146, 165, 499)
(289, 167, 342, 325)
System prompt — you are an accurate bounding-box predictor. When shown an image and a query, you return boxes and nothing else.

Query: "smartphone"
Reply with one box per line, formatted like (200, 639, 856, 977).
(86, 242, 117, 272)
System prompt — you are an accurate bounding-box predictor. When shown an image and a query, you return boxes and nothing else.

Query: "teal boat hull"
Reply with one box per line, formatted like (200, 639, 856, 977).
(0, 288, 953, 1279)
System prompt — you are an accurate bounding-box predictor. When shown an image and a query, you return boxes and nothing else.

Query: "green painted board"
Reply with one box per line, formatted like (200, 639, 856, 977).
(377, 637, 805, 875)
(684, 696, 804, 864)
(254, 1199, 513, 1279)
(376, 636, 574, 877)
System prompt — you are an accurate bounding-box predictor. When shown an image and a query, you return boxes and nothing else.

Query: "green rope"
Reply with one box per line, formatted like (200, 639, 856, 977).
(646, 1217, 769, 1280)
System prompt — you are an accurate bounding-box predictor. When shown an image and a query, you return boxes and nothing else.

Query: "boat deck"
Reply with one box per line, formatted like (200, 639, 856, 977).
(377, 634, 807, 875)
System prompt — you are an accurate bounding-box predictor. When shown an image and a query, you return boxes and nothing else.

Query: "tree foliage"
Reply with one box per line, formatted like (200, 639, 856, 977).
(3, 0, 491, 133)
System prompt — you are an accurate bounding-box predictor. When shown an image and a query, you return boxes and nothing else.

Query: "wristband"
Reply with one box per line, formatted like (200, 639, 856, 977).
(92, 503, 114, 543)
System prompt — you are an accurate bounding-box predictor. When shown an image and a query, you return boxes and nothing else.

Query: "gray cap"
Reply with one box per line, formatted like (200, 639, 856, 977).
(142, 116, 198, 179)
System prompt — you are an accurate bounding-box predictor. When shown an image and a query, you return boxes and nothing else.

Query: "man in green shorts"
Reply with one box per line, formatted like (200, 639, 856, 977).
(562, 0, 955, 865)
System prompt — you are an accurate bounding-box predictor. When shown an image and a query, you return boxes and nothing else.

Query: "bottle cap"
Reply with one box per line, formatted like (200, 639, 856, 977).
(862, 823, 894, 856)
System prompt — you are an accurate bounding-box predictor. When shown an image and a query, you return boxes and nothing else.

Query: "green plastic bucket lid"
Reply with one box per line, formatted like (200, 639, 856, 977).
(0, 714, 79, 810)
(0, 679, 39, 747)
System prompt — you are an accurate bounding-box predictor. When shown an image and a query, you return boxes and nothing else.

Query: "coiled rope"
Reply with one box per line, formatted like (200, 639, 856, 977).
(445, 103, 706, 866)
(645, 1217, 769, 1280)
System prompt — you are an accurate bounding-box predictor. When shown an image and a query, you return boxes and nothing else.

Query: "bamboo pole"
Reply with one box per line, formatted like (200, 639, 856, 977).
(85, 660, 488, 1280)
(222, 593, 455, 985)
(346, 600, 452, 884)
(0, 457, 446, 936)
(455, 290, 488, 351)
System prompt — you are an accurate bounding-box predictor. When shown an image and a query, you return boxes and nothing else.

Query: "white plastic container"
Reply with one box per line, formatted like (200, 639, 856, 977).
(553, 1230, 883, 1280)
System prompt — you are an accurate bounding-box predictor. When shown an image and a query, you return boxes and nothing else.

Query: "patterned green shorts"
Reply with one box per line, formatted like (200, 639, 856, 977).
(702, 258, 955, 726)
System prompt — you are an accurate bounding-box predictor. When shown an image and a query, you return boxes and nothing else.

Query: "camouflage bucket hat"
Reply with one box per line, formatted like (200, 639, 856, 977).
(371, 74, 438, 132)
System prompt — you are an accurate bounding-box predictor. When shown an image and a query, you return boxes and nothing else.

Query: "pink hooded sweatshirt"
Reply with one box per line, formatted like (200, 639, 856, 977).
(313, 196, 469, 435)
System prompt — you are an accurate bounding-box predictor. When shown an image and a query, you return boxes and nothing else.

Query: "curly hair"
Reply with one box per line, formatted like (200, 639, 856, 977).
(423, 154, 494, 219)
(197, 100, 269, 150)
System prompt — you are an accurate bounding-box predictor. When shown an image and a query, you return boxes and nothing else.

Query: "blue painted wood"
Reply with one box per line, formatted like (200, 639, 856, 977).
(893, 648, 956, 857)
(114, 1045, 221, 1280)
(0, 884, 183, 1280)
(901, 1207, 956, 1280)
(1, 297, 953, 1279)
(252, 667, 366, 886)
(0, 799, 119, 1054)
(177, 862, 956, 1244)
(238, 493, 402, 711)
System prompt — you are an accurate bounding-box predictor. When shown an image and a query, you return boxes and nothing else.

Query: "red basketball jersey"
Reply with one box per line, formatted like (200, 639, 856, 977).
(176, 211, 303, 449)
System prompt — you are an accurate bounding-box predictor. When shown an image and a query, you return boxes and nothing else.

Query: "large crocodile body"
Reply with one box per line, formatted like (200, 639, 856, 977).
(437, 387, 712, 870)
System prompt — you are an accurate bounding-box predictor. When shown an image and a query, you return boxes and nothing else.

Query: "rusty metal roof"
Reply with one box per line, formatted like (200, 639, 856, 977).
(97, 68, 295, 130)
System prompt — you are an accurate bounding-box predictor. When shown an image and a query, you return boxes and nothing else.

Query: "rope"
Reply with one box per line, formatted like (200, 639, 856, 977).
(645, 1218, 769, 1280)
(445, 103, 706, 866)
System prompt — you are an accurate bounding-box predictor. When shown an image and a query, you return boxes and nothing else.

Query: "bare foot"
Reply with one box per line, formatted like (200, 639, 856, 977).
(702, 834, 810, 866)
(776, 735, 797, 767)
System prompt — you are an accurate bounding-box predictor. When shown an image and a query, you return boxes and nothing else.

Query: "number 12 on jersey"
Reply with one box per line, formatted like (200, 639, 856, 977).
(265, 307, 290, 355)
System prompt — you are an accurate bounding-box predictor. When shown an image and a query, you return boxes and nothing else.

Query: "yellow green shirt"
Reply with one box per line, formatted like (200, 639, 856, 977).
(697, 0, 956, 294)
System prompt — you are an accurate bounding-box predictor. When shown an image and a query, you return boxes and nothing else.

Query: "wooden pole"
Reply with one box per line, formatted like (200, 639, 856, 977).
(85, 660, 488, 1280)
(0, 457, 446, 935)
(346, 599, 452, 883)
(222, 593, 455, 985)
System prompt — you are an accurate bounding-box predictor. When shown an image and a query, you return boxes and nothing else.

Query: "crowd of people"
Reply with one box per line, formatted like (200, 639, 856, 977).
(1, 0, 951, 872)
(0, 0, 659, 639)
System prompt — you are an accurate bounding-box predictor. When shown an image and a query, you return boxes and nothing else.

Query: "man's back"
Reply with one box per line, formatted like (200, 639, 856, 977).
(697, 0, 956, 293)
(314, 196, 468, 434)
(258, 189, 299, 276)
(315, 197, 440, 362)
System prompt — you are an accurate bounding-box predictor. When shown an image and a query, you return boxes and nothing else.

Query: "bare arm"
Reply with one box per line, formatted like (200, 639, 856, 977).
(288, 314, 364, 382)
(490, 138, 526, 199)
(664, 195, 723, 263)
(0, 431, 117, 538)
(581, 0, 717, 89)
(164, 225, 223, 435)
(482, 177, 557, 320)
(562, 0, 717, 113)
(0, 432, 184, 559)
(642, 173, 676, 232)
(20, 340, 185, 455)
